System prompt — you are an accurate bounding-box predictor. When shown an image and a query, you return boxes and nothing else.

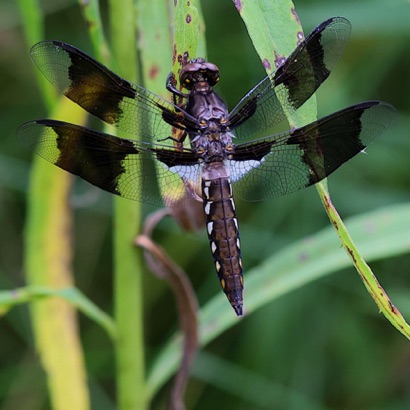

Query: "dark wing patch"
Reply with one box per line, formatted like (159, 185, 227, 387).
(16, 120, 201, 206)
(30, 41, 199, 142)
(229, 17, 351, 141)
(229, 101, 396, 201)
(273, 17, 350, 110)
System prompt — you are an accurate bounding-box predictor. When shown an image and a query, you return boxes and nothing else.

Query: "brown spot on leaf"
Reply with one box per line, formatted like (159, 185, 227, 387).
(262, 59, 271, 70)
(274, 52, 286, 69)
(182, 51, 190, 66)
(186, 13, 192, 23)
(291, 7, 300, 24)
(346, 246, 357, 264)
(299, 252, 309, 262)
(172, 44, 177, 64)
(86, 19, 94, 29)
(388, 299, 399, 314)
(176, 52, 190, 68)
(233, 0, 242, 11)
(149, 64, 159, 79)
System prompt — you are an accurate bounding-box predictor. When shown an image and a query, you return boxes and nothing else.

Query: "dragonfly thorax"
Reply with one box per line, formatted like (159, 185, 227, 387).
(192, 132, 234, 163)
(186, 89, 229, 130)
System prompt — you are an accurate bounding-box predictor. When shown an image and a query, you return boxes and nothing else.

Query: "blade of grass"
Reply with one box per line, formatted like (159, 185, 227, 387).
(74, 0, 147, 407)
(18, 0, 55, 105)
(105, 1, 146, 409)
(172, 0, 200, 70)
(193, 351, 326, 409)
(138, 0, 172, 95)
(23, 101, 90, 410)
(18, 1, 91, 409)
(317, 187, 410, 339)
(78, 0, 110, 62)
(0, 286, 116, 339)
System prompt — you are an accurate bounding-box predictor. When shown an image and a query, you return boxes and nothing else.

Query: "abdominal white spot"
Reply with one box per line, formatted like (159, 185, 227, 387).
(204, 202, 211, 215)
(203, 186, 210, 199)
(233, 218, 239, 230)
(211, 241, 217, 253)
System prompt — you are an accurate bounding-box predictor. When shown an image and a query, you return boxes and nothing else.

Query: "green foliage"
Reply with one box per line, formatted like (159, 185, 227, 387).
(1, 0, 410, 409)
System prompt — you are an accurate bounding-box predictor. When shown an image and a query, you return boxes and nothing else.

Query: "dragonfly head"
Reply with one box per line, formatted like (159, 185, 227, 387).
(180, 58, 220, 90)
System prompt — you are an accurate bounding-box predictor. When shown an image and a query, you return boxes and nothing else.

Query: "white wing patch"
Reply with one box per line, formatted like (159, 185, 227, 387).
(229, 158, 266, 182)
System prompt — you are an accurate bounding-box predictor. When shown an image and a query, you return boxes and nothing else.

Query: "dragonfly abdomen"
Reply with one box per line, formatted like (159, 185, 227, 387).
(202, 174, 243, 316)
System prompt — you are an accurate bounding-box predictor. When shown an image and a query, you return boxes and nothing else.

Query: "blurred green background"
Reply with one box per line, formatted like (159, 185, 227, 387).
(1, 0, 410, 409)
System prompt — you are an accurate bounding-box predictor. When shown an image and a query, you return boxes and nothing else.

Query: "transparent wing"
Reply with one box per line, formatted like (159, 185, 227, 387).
(30, 41, 199, 144)
(16, 120, 203, 207)
(229, 101, 396, 201)
(229, 17, 352, 141)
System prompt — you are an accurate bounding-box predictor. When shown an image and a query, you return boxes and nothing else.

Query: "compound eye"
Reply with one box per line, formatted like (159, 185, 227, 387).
(205, 70, 219, 86)
(183, 78, 192, 89)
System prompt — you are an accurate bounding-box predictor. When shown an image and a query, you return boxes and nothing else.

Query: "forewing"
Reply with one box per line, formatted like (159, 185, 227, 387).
(229, 101, 396, 201)
(229, 17, 351, 140)
(16, 120, 202, 207)
(30, 41, 198, 143)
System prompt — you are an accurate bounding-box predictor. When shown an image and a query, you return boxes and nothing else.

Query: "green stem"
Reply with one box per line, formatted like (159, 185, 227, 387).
(18, 1, 90, 409)
(108, 1, 146, 409)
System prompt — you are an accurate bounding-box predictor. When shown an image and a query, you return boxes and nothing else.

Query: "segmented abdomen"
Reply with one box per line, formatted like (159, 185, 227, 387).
(202, 175, 243, 316)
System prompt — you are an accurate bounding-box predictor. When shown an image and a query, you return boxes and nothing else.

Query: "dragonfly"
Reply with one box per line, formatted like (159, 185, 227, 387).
(17, 17, 396, 316)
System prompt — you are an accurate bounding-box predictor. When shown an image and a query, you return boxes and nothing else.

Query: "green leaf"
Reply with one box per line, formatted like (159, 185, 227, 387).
(108, 1, 146, 409)
(173, 0, 200, 73)
(0, 286, 116, 338)
(235, 0, 317, 127)
(138, 0, 173, 95)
